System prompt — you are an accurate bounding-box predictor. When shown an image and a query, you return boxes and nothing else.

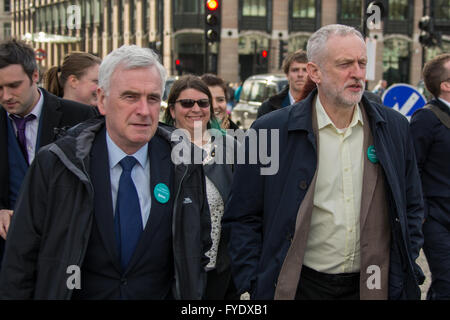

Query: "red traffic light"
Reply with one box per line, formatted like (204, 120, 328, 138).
(206, 0, 219, 11)
(175, 59, 181, 66)
(261, 50, 268, 58)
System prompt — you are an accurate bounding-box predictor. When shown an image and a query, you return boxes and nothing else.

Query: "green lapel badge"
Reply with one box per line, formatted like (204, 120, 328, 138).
(154, 183, 170, 204)
(367, 145, 379, 164)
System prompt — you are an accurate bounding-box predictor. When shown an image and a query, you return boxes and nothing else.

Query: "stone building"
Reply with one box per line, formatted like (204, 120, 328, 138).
(9, 0, 450, 87)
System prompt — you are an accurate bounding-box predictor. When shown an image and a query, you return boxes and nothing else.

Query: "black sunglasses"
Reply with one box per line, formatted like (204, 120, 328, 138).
(176, 99, 210, 108)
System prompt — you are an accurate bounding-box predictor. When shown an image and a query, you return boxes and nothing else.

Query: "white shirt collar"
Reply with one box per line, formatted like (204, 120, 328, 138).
(7, 88, 44, 120)
(288, 90, 295, 105)
(438, 97, 450, 110)
(106, 131, 149, 169)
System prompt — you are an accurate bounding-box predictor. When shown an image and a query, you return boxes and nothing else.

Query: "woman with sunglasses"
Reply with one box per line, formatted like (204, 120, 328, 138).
(163, 75, 239, 300)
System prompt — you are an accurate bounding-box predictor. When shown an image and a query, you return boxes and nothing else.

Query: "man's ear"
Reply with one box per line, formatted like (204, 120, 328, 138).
(32, 69, 39, 85)
(306, 62, 321, 85)
(440, 79, 450, 94)
(96, 87, 107, 116)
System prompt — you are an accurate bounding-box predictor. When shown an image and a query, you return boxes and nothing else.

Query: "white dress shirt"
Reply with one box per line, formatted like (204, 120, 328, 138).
(303, 96, 364, 274)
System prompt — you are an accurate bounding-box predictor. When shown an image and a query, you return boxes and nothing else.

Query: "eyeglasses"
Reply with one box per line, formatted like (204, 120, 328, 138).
(175, 99, 210, 108)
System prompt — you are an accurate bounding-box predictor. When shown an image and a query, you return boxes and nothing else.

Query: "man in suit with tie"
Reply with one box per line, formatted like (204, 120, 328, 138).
(0, 45, 211, 299)
(0, 39, 97, 268)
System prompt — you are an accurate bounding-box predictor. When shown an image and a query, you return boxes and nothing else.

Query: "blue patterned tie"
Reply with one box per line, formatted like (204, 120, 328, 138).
(114, 156, 143, 270)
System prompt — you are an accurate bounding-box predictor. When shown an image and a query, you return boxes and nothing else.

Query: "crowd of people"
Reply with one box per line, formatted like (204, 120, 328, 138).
(0, 23, 448, 300)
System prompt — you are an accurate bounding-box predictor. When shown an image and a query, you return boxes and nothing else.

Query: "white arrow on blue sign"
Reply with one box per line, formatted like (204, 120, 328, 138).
(382, 84, 427, 119)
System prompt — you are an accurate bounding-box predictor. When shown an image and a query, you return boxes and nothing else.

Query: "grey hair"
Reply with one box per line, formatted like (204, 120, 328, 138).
(98, 45, 167, 96)
(307, 24, 364, 66)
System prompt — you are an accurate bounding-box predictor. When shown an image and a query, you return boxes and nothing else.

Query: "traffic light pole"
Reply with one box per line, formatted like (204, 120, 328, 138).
(204, 40, 209, 74)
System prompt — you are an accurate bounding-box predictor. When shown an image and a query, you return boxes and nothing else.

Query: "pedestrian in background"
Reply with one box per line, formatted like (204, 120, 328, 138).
(0, 40, 96, 270)
(372, 79, 387, 98)
(0, 45, 211, 299)
(201, 73, 239, 130)
(223, 24, 425, 300)
(164, 75, 239, 299)
(410, 53, 450, 300)
(43, 52, 101, 107)
(257, 50, 308, 118)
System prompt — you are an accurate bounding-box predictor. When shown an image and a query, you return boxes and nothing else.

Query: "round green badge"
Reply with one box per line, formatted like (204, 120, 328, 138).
(154, 183, 170, 204)
(367, 145, 379, 164)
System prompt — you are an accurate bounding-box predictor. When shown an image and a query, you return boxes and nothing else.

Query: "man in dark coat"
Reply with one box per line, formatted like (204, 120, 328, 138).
(0, 40, 97, 268)
(0, 45, 211, 299)
(223, 24, 424, 300)
(410, 53, 450, 300)
(257, 50, 308, 118)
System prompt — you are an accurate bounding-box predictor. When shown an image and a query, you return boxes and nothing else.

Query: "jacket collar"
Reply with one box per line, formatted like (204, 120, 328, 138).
(268, 85, 290, 105)
(287, 89, 387, 133)
(38, 88, 63, 147)
(429, 98, 450, 115)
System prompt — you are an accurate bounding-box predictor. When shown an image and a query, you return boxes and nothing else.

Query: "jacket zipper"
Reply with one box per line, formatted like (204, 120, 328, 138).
(172, 164, 189, 300)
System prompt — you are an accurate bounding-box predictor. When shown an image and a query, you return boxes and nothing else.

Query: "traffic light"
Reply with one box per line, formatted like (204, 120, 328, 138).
(257, 50, 268, 66)
(418, 16, 441, 47)
(419, 16, 433, 46)
(175, 59, 182, 75)
(279, 40, 288, 69)
(205, 0, 221, 43)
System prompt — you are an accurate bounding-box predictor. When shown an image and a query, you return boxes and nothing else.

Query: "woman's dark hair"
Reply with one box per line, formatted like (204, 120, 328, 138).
(200, 73, 228, 100)
(163, 74, 216, 126)
(43, 52, 101, 97)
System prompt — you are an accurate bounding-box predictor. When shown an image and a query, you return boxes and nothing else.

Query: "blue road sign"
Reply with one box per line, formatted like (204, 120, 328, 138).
(382, 84, 427, 119)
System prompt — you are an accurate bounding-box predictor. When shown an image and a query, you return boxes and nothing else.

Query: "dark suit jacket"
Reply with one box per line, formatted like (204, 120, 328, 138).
(410, 98, 450, 226)
(0, 88, 97, 210)
(257, 85, 291, 119)
(0, 88, 97, 268)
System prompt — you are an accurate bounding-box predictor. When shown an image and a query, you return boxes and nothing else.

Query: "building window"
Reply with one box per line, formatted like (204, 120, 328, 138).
(85, 1, 91, 25)
(340, 0, 361, 20)
(292, 0, 315, 18)
(130, 0, 136, 35)
(93, 0, 101, 24)
(434, 0, 450, 20)
(4, 22, 11, 39)
(4, 0, 10, 12)
(119, 0, 124, 34)
(242, 0, 266, 17)
(174, 0, 202, 14)
(144, 0, 149, 32)
(53, 5, 59, 32)
(46, 6, 52, 32)
(388, 0, 408, 21)
(60, 3, 66, 29)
